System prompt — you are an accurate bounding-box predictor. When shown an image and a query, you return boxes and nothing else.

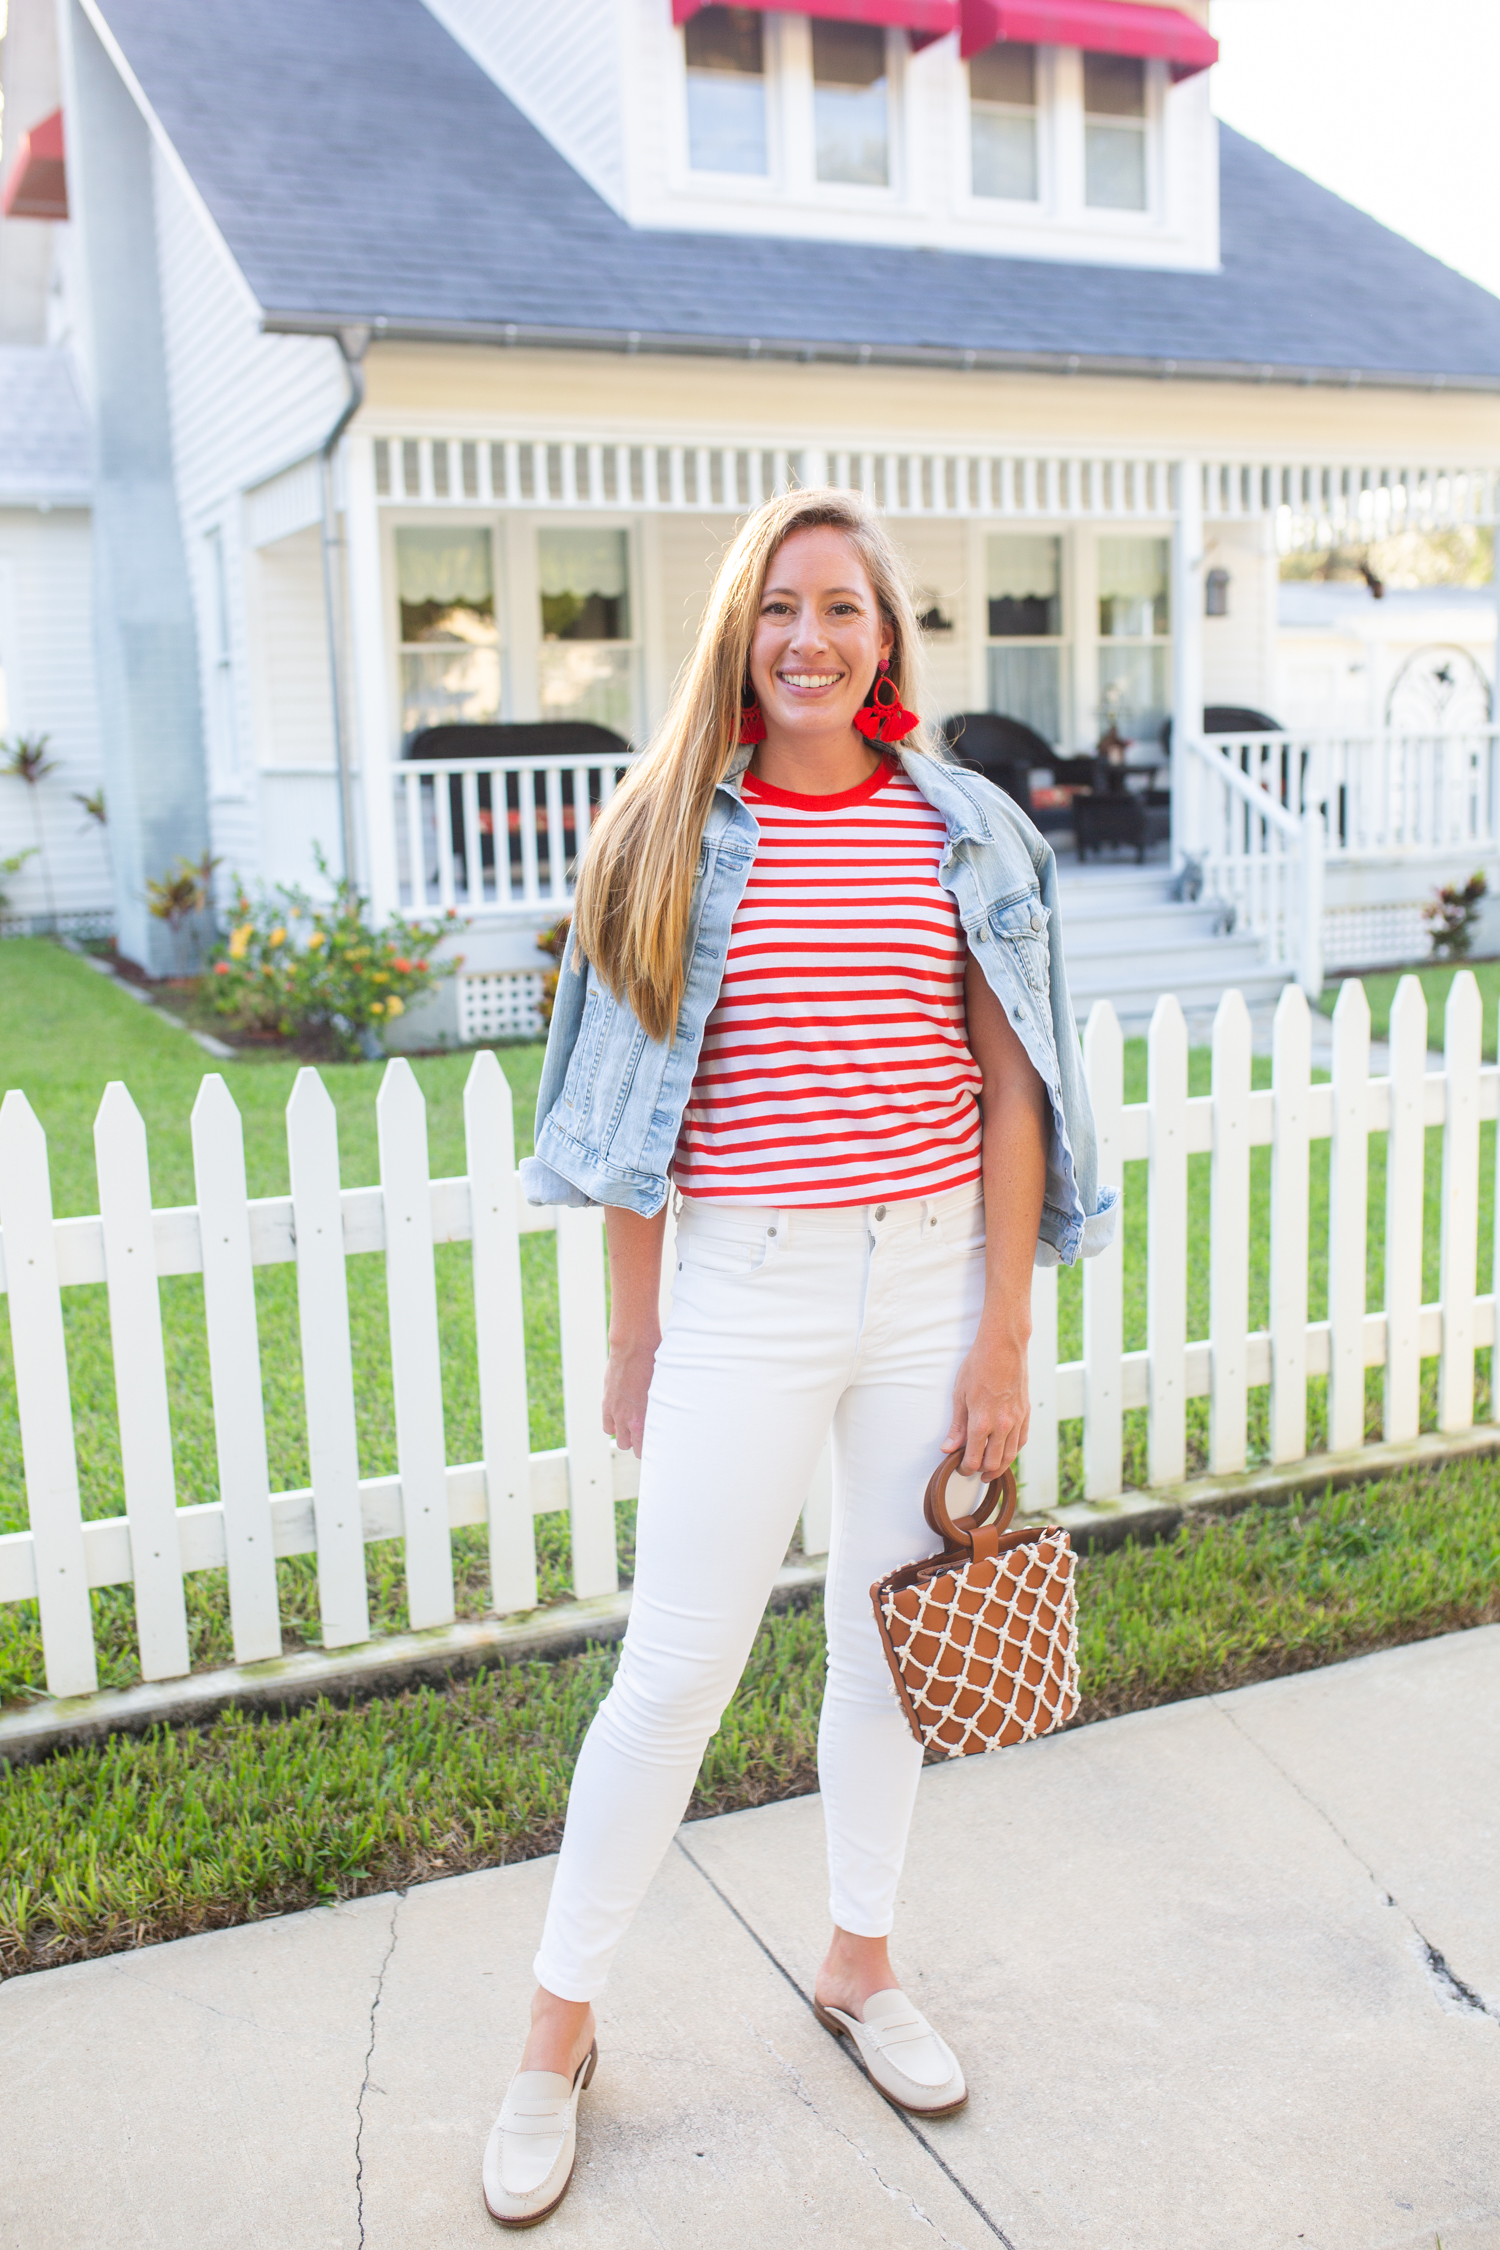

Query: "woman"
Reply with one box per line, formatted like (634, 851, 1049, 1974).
(485, 490, 1114, 2226)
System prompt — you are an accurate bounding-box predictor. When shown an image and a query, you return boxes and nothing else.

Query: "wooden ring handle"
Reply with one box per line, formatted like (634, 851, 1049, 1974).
(922, 1450, 1018, 1551)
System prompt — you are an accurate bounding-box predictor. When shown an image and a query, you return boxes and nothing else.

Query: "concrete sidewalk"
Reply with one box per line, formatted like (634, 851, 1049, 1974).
(4, 1630, 1498, 2250)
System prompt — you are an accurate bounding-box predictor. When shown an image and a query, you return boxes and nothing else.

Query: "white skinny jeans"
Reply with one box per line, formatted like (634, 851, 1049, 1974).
(533, 1182, 987, 2003)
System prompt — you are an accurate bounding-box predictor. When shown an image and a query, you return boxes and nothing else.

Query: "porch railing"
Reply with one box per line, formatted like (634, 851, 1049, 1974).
(1185, 736, 1325, 996)
(394, 752, 636, 916)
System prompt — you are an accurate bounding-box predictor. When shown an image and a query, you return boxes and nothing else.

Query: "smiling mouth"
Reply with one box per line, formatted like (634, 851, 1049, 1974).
(779, 671, 844, 689)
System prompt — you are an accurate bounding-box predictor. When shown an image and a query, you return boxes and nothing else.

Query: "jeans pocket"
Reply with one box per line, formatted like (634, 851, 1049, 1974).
(675, 1210, 780, 1279)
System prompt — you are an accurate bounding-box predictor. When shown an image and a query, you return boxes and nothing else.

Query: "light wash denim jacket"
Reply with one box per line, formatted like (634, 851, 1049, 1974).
(521, 747, 1119, 1266)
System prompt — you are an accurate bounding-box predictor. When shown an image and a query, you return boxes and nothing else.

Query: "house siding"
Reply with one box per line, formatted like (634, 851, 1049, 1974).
(419, 0, 627, 212)
(0, 507, 109, 922)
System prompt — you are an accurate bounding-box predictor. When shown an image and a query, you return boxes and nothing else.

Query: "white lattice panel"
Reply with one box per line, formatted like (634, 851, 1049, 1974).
(458, 972, 546, 1042)
(1322, 903, 1429, 972)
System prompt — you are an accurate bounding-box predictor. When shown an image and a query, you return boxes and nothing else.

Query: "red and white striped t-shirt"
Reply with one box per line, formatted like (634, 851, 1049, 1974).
(673, 758, 983, 1206)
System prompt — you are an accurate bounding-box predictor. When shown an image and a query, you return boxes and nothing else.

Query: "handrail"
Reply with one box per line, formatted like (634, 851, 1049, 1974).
(1185, 735, 1301, 840)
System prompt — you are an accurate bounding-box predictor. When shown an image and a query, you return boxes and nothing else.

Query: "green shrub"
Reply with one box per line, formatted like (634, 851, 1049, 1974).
(210, 862, 458, 1052)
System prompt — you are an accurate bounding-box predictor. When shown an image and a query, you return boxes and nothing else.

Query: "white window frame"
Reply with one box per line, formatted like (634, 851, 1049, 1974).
(531, 513, 645, 743)
(675, 4, 784, 198)
(962, 40, 1054, 214)
(970, 520, 1072, 750)
(672, 12, 907, 208)
(384, 508, 509, 753)
(1092, 526, 1175, 748)
(1077, 51, 1164, 226)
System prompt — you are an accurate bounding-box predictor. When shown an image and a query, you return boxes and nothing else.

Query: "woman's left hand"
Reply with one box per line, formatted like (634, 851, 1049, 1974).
(942, 1328, 1031, 1479)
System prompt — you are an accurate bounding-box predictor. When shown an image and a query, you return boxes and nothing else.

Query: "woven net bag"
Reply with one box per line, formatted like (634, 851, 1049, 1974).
(871, 1453, 1079, 1760)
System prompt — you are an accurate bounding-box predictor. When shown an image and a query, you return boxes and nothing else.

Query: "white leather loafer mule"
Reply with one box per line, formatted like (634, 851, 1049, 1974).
(482, 2041, 598, 2228)
(814, 1989, 967, 2117)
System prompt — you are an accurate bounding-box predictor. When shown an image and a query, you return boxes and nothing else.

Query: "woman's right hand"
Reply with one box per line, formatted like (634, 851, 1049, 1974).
(602, 1331, 660, 1459)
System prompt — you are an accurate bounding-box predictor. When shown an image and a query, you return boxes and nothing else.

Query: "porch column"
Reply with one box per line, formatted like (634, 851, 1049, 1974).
(1170, 458, 1204, 868)
(344, 430, 399, 918)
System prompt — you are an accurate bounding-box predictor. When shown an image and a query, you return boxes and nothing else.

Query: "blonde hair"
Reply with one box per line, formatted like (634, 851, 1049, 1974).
(572, 487, 940, 1042)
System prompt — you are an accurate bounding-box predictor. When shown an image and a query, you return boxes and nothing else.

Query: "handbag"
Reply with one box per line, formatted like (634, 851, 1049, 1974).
(870, 1451, 1079, 1760)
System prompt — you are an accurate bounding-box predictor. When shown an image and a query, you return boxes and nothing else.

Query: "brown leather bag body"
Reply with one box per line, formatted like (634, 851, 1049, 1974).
(870, 1453, 1079, 1759)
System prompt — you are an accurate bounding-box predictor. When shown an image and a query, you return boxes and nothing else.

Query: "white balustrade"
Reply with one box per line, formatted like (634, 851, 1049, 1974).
(4, 982, 1500, 1702)
(394, 752, 635, 918)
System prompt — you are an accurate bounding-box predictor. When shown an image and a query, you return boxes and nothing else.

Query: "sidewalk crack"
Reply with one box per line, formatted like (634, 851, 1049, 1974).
(674, 1837, 1020, 2248)
(355, 1894, 404, 2247)
(1210, 1699, 1499, 2027)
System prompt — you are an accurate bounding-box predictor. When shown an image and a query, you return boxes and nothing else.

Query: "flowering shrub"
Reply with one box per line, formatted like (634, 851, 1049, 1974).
(1424, 870, 1488, 961)
(536, 915, 571, 1027)
(210, 867, 458, 1052)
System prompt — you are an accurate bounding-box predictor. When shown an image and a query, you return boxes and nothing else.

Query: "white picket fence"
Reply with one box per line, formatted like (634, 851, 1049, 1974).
(1, 972, 1496, 1705)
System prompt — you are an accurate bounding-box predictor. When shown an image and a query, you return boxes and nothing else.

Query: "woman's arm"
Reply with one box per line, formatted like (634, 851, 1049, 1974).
(943, 953, 1051, 1479)
(602, 1204, 668, 1458)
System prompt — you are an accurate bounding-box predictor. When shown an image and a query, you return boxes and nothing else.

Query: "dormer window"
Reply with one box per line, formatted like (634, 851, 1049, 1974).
(1083, 53, 1147, 211)
(685, 6, 769, 175)
(812, 20, 890, 188)
(968, 41, 1038, 203)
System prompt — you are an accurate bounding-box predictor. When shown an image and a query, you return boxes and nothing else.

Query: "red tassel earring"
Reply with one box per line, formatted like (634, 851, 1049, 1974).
(853, 660, 920, 746)
(737, 689, 766, 746)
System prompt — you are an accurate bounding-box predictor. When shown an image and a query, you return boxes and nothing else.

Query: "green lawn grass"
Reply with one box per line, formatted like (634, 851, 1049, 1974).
(1318, 956, 1500, 1056)
(3, 1456, 1496, 1976)
(0, 939, 1494, 1702)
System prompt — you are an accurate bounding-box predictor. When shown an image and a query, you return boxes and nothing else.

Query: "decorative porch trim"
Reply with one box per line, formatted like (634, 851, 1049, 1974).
(368, 435, 1499, 530)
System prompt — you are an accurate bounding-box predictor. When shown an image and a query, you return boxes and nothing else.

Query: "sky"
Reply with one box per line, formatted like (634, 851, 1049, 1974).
(1210, 0, 1500, 302)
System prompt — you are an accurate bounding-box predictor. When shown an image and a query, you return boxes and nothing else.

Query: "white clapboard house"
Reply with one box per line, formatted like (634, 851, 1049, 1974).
(2, 0, 1500, 1032)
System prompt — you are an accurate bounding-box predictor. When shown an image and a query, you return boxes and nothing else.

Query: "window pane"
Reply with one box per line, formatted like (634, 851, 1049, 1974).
(970, 41, 1035, 105)
(972, 108, 1036, 200)
(397, 526, 496, 644)
(538, 644, 639, 737)
(987, 534, 1061, 636)
(1098, 537, 1168, 636)
(1085, 120, 1145, 209)
(813, 20, 888, 186)
(1098, 645, 1168, 740)
(988, 647, 1061, 743)
(538, 528, 631, 641)
(686, 5, 767, 174)
(401, 647, 502, 745)
(1084, 53, 1145, 117)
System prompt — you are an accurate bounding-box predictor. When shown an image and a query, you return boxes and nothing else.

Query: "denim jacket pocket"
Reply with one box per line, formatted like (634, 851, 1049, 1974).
(989, 893, 1051, 998)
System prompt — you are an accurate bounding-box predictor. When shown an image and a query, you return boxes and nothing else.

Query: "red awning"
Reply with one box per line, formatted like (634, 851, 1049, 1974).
(674, 0, 961, 42)
(1, 108, 67, 221)
(960, 0, 1217, 76)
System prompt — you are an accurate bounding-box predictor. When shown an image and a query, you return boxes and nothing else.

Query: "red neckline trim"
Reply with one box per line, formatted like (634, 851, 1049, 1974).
(742, 758, 895, 811)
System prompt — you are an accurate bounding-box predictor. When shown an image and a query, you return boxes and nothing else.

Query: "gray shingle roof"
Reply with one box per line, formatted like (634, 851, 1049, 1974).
(0, 347, 91, 502)
(98, 0, 1500, 388)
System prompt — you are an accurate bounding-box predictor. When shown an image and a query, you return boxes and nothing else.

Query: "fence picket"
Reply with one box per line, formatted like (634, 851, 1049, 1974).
(464, 1052, 536, 1614)
(378, 1061, 456, 1629)
(1082, 1002, 1123, 1498)
(12, 968, 1500, 1705)
(1383, 977, 1427, 1443)
(93, 1082, 190, 1682)
(191, 1074, 281, 1664)
(1438, 971, 1482, 1432)
(286, 1068, 370, 1648)
(556, 1205, 617, 1598)
(1269, 985, 1311, 1464)
(0, 1092, 96, 1696)
(1147, 995, 1188, 1485)
(1024, 1262, 1058, 1509)
(1209, 991, 1252, 1474)
(1327, 980, 1371, 1451)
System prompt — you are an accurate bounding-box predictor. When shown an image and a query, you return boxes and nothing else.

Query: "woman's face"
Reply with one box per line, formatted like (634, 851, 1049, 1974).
(747, 527, 895, 741)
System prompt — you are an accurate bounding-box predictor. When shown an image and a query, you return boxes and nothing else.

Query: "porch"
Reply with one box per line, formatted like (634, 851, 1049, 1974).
(315, 426, 1500, 1033)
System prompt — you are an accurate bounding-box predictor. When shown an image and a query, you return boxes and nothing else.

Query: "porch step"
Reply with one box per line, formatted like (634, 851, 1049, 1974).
(1053, 864, 1291, 1028)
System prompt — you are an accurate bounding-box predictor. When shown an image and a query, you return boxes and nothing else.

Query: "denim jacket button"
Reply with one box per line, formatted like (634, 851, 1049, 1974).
(1030, 911, 1045, 932)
